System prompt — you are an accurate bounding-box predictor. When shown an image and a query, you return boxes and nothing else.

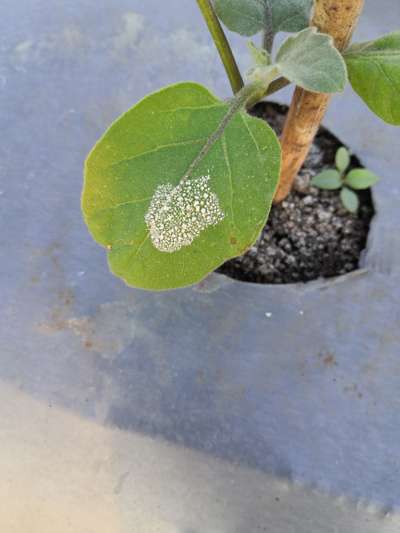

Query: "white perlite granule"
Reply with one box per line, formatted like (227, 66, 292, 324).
(145, 175, 225, 253)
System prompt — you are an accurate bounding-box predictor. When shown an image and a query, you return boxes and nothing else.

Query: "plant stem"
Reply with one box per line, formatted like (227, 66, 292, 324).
(274, 0, 365, 203)
(196, 0, 244, 94)
(263, 3, 274, 53)
(263, 31, 275, 54)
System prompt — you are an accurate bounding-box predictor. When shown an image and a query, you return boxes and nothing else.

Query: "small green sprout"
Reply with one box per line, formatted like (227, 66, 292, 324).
(311, 147, 380, 213)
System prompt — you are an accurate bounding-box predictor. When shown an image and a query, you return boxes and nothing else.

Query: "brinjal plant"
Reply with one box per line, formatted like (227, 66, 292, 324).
(311, 147, 380, 213)
(82, 0, 400, 290)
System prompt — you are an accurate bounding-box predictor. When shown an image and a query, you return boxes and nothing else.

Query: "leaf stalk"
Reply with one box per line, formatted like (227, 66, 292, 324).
(183, 80, 274, 181)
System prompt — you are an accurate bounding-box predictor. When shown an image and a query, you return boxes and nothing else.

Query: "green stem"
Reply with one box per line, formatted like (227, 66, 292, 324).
(196, 0, 244, 94)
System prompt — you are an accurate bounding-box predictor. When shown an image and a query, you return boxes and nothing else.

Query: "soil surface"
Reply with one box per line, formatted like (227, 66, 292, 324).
(218, 102, 374, 285)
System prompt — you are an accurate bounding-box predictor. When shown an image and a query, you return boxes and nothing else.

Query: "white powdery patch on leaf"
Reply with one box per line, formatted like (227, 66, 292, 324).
(145, 175, 225, 253)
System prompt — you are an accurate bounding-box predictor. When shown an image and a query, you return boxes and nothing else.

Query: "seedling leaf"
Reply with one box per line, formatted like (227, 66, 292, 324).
(276, 28, 348, 93)
(340, 187, 359, 213)
(311, 169, 342, 190)
(344, 168, 380, 190)
(335, 147, 350, 173)
(82, 82, 281, 290)
(344, 31, 400, 125)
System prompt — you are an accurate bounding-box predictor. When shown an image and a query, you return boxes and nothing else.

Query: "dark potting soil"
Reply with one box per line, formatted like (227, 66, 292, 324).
(218, 102, 374, 285)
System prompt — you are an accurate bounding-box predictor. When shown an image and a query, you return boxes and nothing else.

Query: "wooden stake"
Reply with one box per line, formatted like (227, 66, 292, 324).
(274, 0, 365, 203)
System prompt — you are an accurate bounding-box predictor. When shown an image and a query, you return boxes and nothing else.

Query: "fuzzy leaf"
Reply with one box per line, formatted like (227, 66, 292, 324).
(266, 0, 313, 34)
(213, 0, 313, 37)
(213, 0, 265, 36)
(335, 147, 350, 173)
(82, 82, 281, 291)
(248, 41, 271, 66)
(311, 169, 342, 190)
(344, 168, 380, 190)
(276, 28, 348, 93)
(344, 32, 400, 125)
(340, 187, 359, 213)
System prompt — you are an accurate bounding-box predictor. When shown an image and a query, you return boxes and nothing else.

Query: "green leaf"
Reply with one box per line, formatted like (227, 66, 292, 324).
(276, 28, 348, 93)
(248, 41, 271, 66)
(344, 31, 400, 125)
(213, 0, 265, 36)
(344, 168, 380, 190)
(213, 0, 313, 37)
(269, 0, 313, 34)
(340, 187, 359, 213)
(335, 147, 350, 173)
(311, 169, 342, 190)
(82, 82, 281, 291)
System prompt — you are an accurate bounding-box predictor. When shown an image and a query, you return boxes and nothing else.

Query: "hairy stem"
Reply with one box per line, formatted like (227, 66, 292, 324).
(263, 30, 275, 54)
(196, 0, 244, 94)
(274, 0, 365, 203)
(263, 2, 275, 53)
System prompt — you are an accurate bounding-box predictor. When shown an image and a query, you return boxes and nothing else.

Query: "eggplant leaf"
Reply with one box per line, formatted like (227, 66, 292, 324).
(276, 28, 348, 93)
(213, 0, 313, 38)
(82, 82, 281, 290)
(344, 32, 400, 125)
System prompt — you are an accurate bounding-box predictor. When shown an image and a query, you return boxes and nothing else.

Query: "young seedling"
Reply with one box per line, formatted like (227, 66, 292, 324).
(82, 0, 400, 290)
(311, 147, 380, 213)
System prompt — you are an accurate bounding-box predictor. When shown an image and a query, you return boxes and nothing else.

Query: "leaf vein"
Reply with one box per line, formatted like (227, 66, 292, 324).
(221, 133, 237, 234)
(240, 114, 263, 165)
(94, 196, 153, 212)
(159, 104, 223, 114)
(109, 138, 207, 168)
